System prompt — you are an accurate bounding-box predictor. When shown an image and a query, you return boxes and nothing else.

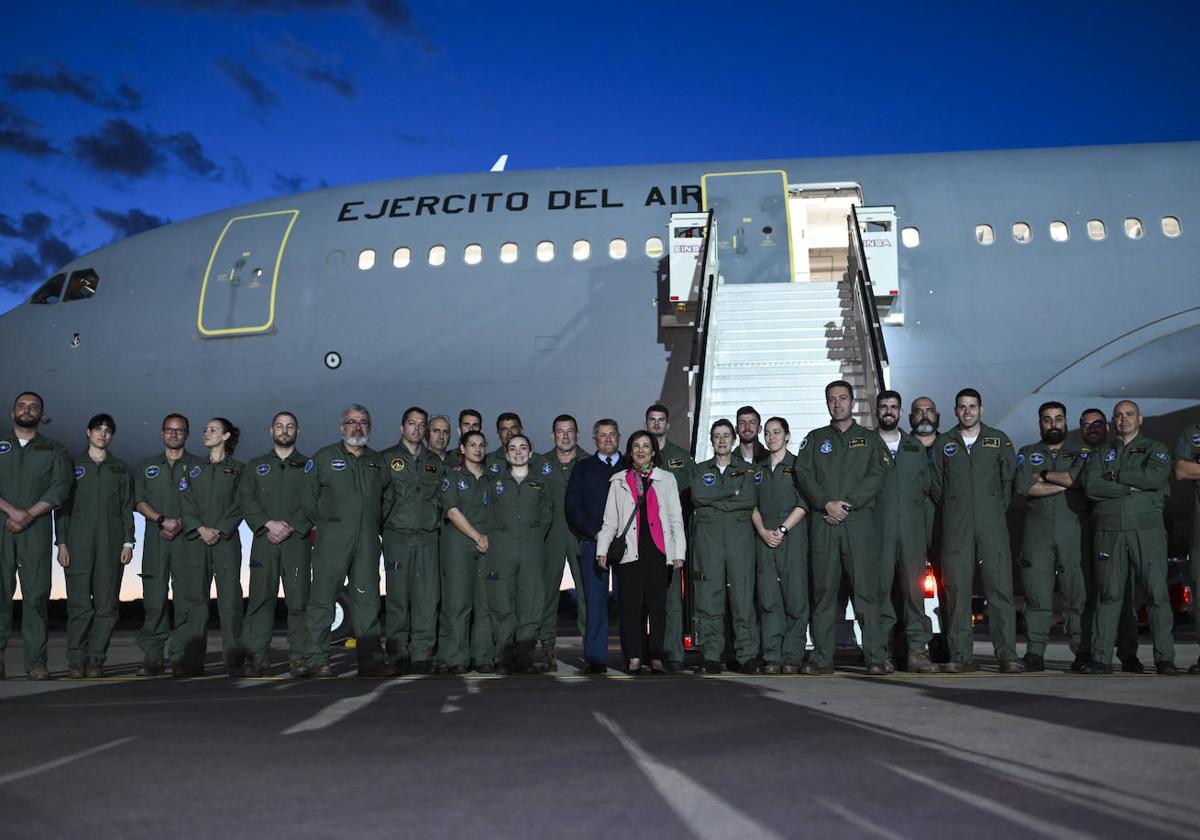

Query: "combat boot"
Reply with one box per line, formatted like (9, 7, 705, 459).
(542, 639, 558, 672)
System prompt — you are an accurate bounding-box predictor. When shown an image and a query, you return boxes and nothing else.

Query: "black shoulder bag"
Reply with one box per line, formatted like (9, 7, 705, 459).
(606, 475, 650, 565)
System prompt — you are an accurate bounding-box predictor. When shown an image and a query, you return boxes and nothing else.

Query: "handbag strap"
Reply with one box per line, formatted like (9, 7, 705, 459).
(617, 474, 651, 539)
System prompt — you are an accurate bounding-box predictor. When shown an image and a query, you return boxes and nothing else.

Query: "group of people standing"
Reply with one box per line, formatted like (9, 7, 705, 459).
(0, 384, 1196, 680)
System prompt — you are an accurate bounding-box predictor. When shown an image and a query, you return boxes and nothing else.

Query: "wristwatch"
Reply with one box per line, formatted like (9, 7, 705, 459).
(779, 524, 789, 535)
(155, 514, 166, 526)
(1039, 469, 1049, 481)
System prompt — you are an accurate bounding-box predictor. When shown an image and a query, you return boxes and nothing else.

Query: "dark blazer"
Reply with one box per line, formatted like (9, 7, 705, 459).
(565, 452, 622, 541)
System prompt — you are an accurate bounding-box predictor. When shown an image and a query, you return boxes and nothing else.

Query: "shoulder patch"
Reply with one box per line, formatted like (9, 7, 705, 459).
(1192, 433, 1200, 446)
(331, 458, 347, 472)
(799, 438, 808, 450)
(848, 437, 865, 449)
(73, 465, 85, 480)
(819, 439, 833, 454)
(1016, 453, 1025, 466)
(982, 437, 1000, 448)
(304, 458, 314, 474)
(753, 471, 762, 484)
(0, 441, 11, 455)
(1029, 452, 1044, 467)
(188, 466, 202, 479)
(495, 480, 505, 495)
(457, 478, 469, 491)
(943, 443, 958, 457)
(1104, 449, 1117, 463)
(541, 462, 553, 475)
(144, 465, 160, 479)
(701, 472, 716, 486)
(1155, 451, 1168, 461)
(390, 458, 405, 472)
(440, 477, 451, 492)
(488, 464, 500, 473)
(178, 478, 189, 491)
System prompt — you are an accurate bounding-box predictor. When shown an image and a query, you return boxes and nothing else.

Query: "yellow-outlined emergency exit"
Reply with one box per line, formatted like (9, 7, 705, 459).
(700, 170, 795, 282)
(197, 209, 299, 337)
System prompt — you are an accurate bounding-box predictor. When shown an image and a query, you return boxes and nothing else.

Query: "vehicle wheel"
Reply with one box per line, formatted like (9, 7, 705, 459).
(330, 591, 354, 641)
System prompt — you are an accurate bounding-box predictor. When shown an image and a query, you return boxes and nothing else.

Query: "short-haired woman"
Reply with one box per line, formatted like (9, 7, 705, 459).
(596, 431, 686, 674)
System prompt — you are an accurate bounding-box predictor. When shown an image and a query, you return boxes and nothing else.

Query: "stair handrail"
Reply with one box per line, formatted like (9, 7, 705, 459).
(688, 209, 718, 456)
(848, 205, 889, 393)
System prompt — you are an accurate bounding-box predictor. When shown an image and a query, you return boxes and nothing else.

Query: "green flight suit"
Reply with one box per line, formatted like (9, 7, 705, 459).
(797, 422, 890, 668)
(659, 440, 693, 665)
(437, 465, 493, 669)
(483, 468, 550, 669)
(484, 447, 508, 477)
(239, 450, 313, 667)
(873, 431, 933, 658)
(532, 447, 588, 642)
(0, 432, 72, 674)
(380, 443, 443, 665)
(302, 442, 388, 670)
(177, 457, 246, 672)
(1014, 443, 1088, 658)
(929, 425, 1018, 665)
(754, 452, 809, 666)
(133, 450, 203, 664)
(1082, 434, 1175, 667)
(690, 457, 758, 666)
(1174, 425, 1200, 650)
(55, 454, 134, 668)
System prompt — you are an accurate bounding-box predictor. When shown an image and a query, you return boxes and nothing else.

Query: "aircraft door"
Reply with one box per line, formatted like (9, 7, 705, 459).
(700, 170, 793, 284)
(197, 209, 298, 337)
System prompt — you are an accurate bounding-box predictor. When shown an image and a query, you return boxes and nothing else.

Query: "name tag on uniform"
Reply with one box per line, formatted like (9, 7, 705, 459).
(902, 443, 921, 453)
(1129, 447, 1147, 455)
(223, 467, 235, 474)
(367, 461, 380, 469)
(528, 481, 544, 490)
(982, 438, 1000, 448)
(423, 463, 439, 475)
(848, 438, 866, 449)
(667, 458, 684, 469)
(782, 467, 794, 475)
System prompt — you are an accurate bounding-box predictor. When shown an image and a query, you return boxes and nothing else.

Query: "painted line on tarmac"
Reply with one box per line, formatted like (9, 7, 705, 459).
(815, 797, 909, 840)
(283, 678, 417, 735)
(881, 762, 1097, 840)
(0, 737, 136, 785)
(594, 711, 784, 840)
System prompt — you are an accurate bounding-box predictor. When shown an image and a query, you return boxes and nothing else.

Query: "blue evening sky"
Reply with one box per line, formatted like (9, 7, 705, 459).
(2, 0, 1198, 314)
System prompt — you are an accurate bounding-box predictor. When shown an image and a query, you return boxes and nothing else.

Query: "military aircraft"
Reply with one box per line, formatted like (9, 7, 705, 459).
(2, 140, 1197, 603)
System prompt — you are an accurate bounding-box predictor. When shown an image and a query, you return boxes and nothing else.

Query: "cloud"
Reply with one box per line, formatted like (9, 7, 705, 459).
(0, 101, 60, 157)
(301, 64, 354, 98)
(230, 155, 251, 189)
(0, 214, 78, 292)
(93, 207, 169, 239)
(0, 211, 53, 240)
(0, 252, 43, 291)
(2, 64, 141, 111)
(37, 236, 76, 271)
(270, 171, 329, 194)
(214, 58, 278, 113)
(364, 0, 413, 31)
(274, 33, 355, 98)
(71, 118, 222, 180)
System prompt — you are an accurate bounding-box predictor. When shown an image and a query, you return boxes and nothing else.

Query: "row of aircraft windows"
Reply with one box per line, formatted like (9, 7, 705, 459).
(356, 236, 666, 271)
(974, 216, 1181, 245)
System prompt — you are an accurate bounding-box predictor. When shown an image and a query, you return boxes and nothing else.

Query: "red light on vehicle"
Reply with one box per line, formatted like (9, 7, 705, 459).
(683, 635, 694, 650)
(1182, 586, 1193, 608)
(670, 295, 679, 300)
(923, 569, 937, 598)
(889, 289, 899, 296)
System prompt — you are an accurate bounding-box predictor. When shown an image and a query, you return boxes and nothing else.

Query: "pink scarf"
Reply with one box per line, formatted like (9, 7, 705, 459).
(625, 470, 665, 554)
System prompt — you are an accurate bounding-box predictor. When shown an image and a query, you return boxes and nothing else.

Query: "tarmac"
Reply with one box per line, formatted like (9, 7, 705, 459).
(0, 629, 1197, 839)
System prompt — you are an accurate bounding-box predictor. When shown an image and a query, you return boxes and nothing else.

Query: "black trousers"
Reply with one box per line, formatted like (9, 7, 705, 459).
(615, 559, 670, 663)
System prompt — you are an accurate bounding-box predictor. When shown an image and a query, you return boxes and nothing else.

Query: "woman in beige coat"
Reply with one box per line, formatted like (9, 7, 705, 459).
(597, 431, 686, 674)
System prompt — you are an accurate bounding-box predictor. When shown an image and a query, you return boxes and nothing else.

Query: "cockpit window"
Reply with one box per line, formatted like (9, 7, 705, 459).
(63, 269, 100, 302)
(30, 273, 66, 305)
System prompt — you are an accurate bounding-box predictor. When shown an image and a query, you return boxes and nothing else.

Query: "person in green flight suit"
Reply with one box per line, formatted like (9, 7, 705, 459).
(796, 381, 891, 675)
(438, 430, 495, 674)
(484, 412, 522, 476)
(1079, 400, 1179, 675)
(445, 409, 482, 470)
(302, 404, 393, 678)
(239, 412, 314, 678)
(426, 415, 452, 466)
(0, 392, 73, 680)
(381, 407, 443, 675)
(752, 417, 808, 675)
(646, 403, 693, 672)
(1172, 419, 1200, 674)
(54, 413, 134, 679)
(929, 388, 1022, 673)
(690, 419, 758, 674)
(176, 417, 246, 677)
(530, 414, 588, 671)
(132, 413, 203, 677)
(483, 433, 551, 674)
(873, 392, 936, 673)
(1013, 401, 1089, 672)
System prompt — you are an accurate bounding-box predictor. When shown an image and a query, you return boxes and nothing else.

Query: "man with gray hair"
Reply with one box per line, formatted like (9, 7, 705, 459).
(302, 404, 394, 677)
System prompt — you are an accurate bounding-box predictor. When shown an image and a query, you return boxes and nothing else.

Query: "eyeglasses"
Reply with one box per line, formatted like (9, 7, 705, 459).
(162, 428, 188, 435)
(342, 420, 370, 428)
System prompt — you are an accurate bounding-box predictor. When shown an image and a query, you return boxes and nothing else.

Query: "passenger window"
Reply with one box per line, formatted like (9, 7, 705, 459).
(393, 247, 411, 268)
(464, 244, 482, 265)
(1161, 216, 1181, 237)
(30, 273, 66, 305)
(428, 245, 446, 266)
(901, 227, 920, 247)
(975, 224, 994, 245)
(63, 269, 100, 302)
(572, 240, 591, 261)
(1123, 218, 1143, 239)
(499, 242, 518, 263)
(1012, 222, 1032, 244)
(645, 237, 664, 258)
(1049, 221, 1069, 242)
(609, 238, 627, 259)
(358, 249, 376, 270)
(1087, 220, 1106, 240)
(536, 241, 555, 262)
